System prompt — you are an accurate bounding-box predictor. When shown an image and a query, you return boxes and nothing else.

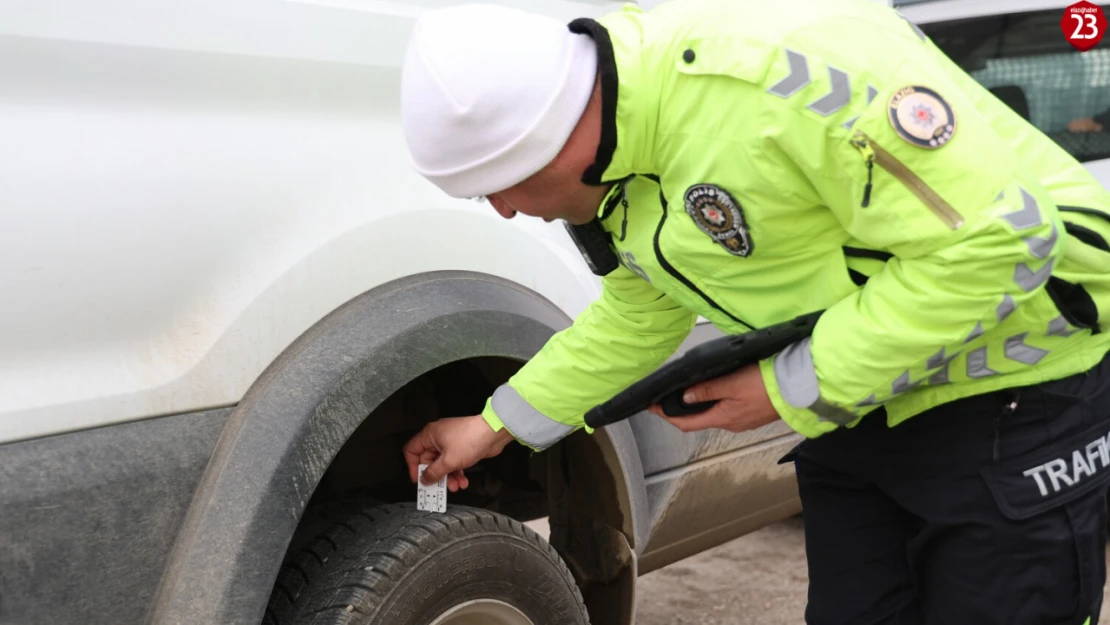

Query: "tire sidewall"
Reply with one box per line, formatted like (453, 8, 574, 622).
(377, 533, 586, 625)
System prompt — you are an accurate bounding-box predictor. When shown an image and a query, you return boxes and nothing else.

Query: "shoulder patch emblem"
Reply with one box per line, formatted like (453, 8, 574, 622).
(888, 85, 956, 149)
(684, 184, 752, 257)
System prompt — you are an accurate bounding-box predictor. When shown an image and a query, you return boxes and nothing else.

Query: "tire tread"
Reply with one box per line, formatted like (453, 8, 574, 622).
(265, 502, 588, 625)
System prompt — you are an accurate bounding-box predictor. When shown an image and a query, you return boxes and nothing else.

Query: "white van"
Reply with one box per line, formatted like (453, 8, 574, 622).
(0, 1, 1106, 624)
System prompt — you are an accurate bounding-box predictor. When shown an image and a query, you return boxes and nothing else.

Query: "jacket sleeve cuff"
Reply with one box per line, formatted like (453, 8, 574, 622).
(480, 394, 545, 453)
(759, 355, 841, 439)
(481, 397, 506, 433)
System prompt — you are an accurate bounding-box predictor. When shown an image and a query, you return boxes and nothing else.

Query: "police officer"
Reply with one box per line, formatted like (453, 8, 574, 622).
(399, 0, 1110, 622)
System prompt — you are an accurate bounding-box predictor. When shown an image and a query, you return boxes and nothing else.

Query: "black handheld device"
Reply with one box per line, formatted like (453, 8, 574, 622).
(583, 310, 824, 429)
(565, 219, 620, 276)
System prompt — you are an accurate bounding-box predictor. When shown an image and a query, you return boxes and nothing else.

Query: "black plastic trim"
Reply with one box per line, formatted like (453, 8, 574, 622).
(1060, 206, 1110, 221)
(843, 246, 895, 262)
(148, 272, 651, 625)
(1047, 276, 1100, 333)
(0, 408, 230, 625)
(848, 268, 871, 287)
(1065, 221, 1109, 253)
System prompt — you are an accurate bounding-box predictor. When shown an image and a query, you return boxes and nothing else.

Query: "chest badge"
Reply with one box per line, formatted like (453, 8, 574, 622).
(684, 184, 753, 257)
(888, 85, 956, 149)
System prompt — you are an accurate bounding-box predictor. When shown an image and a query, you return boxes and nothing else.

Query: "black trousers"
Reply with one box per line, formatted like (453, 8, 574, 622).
(784, 354, 1110, 625)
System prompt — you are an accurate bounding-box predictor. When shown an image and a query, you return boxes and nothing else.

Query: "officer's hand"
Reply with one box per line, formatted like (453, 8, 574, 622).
(403, 415, 516, 492)
(1068, 117, 1104, 133)
(648, 364, 780, 434)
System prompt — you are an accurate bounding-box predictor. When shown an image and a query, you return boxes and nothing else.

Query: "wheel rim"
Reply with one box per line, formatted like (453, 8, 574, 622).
(428, 599, 535, 625)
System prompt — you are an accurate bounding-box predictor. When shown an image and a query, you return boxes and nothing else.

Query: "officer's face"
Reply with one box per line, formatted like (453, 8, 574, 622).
(486, 172, 608, 226)
(485, 78, 608, 226)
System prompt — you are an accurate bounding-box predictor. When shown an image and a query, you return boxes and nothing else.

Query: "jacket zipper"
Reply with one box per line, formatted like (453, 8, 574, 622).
(851, 131, 965, 231)
(653, 189, 754, 330)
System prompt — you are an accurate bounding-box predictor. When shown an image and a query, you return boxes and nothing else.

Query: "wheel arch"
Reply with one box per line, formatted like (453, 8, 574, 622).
(147, 270, 648, 625)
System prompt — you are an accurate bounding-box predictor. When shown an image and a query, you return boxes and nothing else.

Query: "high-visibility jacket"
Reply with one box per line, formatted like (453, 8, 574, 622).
(481, 0, 1110, 450)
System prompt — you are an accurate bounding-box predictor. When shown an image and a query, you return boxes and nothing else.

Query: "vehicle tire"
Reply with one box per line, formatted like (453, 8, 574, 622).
(264, 501, 591, 625)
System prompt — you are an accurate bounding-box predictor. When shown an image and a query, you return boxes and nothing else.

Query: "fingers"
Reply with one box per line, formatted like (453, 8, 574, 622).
(681, 376, 731, 406)
(660, 400, 740, 433)
(445, 469, 469, 493)
(403, 428, 435, 483)
(661, 410, 724, 433)
(421, 454, 453, 485)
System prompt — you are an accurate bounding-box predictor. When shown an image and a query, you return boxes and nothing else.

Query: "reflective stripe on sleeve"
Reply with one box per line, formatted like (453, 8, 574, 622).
(774, 338, 857, 425)
(775, 338, 820, 408)
(490, 385, 575, 451)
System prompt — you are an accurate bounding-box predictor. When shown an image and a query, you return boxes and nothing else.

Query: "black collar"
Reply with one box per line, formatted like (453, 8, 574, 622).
(568, 18, 619, 186)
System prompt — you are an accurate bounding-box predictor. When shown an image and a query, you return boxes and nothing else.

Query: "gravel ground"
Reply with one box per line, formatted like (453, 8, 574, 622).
(634, 516, 1110, 625)
(634, 516, 810, 625)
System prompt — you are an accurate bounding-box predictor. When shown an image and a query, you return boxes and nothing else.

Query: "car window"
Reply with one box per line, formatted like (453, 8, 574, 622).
(918, 7, 1110, 163)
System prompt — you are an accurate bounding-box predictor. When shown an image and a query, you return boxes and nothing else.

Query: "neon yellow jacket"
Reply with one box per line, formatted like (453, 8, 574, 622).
(482, 0, 1110, 450)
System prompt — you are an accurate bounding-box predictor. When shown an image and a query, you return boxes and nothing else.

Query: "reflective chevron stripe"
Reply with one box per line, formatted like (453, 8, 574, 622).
(927, 347, 956, 370)
(997, 294, 1017, 323)
(1025, 222, 1058, 259)
(964, 322, 985, 343)
(891, 370, 923, 395)
(927, 347, 961, 385)
(1001, 188, 1043, 230)
(967, 347, 998, 378)
(1004, 333, 1049, 365)
(1047, 316, 1080, 338)
(767, 50, 811, 98)
(927, 347, 947, 369)
(842, 86, 879, 129)
(929, 365, 951, 385)
(807, 66, 851, 116)
(767, 49, 878, 130)
(1015, 258, 1055, 292)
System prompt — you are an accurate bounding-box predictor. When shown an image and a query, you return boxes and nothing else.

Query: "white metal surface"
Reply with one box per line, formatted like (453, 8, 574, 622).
(0, 0, 622, 444)
(1, 0, 1107, 445)
(898, 0, 1070, 23)
(899, 0, 1110, 183)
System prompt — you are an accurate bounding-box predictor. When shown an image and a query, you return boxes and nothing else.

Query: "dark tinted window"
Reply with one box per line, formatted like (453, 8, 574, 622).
(919, 7, 1110, 162)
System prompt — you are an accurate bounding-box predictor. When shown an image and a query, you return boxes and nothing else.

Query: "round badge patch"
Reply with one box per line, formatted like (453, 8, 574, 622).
(888, 85, 956, 149)
(683, 184, 752, 257)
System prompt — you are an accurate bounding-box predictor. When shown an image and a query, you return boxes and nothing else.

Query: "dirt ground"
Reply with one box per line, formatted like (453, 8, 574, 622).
(633, 515, 1110, 625)
(634, 516, 810, 625)
(527, 515, 1110, 623)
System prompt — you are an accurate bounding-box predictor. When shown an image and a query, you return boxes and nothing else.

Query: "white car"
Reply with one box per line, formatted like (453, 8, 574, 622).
(0, 1, 1106, 624)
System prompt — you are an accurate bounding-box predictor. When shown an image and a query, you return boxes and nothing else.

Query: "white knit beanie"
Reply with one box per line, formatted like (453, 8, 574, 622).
(400, 4, 599, 199)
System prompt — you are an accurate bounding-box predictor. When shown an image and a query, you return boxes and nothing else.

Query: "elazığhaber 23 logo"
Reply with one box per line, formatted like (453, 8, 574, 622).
(1062, 1, 1107, 51)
